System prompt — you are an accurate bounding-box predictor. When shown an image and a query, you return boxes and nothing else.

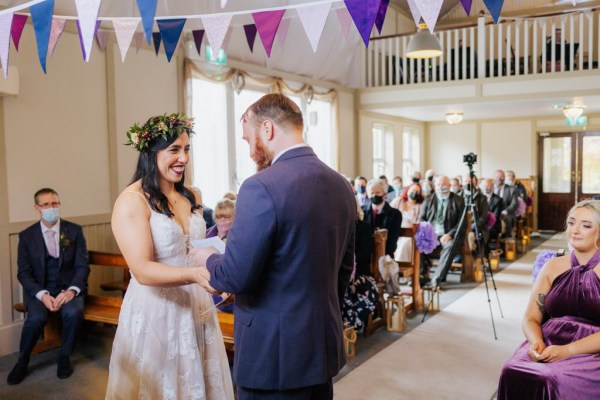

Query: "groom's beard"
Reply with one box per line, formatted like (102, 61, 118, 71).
(253, 133, 274, 172)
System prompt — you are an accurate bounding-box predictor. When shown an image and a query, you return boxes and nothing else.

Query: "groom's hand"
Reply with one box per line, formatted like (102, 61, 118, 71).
(190, 247, 217, 268)
(195, 266, 218, 294)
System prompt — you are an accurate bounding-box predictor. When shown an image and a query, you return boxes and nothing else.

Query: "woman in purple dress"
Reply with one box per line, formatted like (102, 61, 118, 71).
(497, 199, 600, 399)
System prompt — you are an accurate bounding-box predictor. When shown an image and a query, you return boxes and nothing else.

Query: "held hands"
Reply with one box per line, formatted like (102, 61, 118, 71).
(189, 247, 219, 294)
(440, 234, 452, 245)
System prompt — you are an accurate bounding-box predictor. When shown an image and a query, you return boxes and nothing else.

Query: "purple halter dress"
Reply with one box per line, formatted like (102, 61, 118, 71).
(497, 251, 600, 399)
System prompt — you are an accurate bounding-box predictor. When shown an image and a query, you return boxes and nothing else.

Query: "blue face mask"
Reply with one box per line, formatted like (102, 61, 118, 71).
(392, 184, 402, 192)
(357, 185, 366, 194)
(41, 208, 60, 224)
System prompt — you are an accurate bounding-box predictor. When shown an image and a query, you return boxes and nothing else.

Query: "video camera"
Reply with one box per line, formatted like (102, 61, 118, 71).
(463, 152, 477, 166)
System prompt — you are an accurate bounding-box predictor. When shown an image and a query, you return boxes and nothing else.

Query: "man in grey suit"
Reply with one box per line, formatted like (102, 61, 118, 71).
(192, 94, 356, 400)
(419, 176, 465, 287)
(494, 170, 519, 238)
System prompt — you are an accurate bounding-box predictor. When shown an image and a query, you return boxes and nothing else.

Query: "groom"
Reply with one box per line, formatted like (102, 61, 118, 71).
(192, 93, 356, 399)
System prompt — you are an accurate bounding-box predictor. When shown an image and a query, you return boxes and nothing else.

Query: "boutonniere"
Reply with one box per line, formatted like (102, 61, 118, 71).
(59, 231, 71, 252)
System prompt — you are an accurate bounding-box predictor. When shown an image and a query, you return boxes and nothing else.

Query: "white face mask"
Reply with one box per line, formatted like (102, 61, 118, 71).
(41, 208, 60, 224)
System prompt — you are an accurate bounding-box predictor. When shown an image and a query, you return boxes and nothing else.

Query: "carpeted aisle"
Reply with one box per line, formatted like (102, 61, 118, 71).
(333, 234, 567, 400)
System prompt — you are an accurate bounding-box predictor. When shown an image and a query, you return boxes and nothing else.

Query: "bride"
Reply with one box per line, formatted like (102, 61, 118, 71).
(105, 113, 234, 399)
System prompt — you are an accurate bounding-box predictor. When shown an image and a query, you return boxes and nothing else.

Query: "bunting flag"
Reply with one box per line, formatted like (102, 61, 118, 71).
(30, 0, 54, 73)
(415, 0, 444, 33)
(11, 14, 27, 51)
(47, 17, 66, 58)
(113, 19, 139, 62)
(221, 0, 228, 8)
(483, 0, 504, 24)
(201, 14, 232, 56)
(406, 0, 421, 26)
(75, 0, 101, 62)
(192, 29, 204, 55)
(96, 30, 109, 51)
(374, 0, 390, 34)
(243, 24, 257, 53)
(460, 0, 473, 16)
(297, 2, 331, 52)
(134, 31, 144, 52)
(76, 20, 101, 61)
(157, 19, 186, 62)
(0, 13, 12, 78)
(136, 0, 158, 44)
(152, 31, 161, 55)
(252, 10, 286, 57)
(335, 8, 352, 39)
(277, 18, 291, 48)
(344, 0, 380, 47)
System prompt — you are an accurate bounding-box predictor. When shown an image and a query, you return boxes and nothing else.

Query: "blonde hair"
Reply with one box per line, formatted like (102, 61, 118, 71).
(214, 198, 236, 219)
(566, 199, 600, 246)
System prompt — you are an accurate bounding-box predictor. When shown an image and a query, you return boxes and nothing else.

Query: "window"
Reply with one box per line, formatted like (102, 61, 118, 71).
(189, 74, 335, 209)
(402, 126, 421, 181)
(372, 123, 393, 179)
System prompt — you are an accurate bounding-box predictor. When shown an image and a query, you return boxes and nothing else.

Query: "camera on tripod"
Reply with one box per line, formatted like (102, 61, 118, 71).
(463, 152, 477, 166)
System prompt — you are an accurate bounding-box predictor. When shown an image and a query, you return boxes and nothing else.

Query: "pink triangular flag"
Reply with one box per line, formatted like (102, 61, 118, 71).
(47, 17, 66, 58)
(253, 10, 286, 57)
(200, 14, 232, 55)
(0, 13, 13, 78)
(297, 2, 332, 52)
(134, 32, 144, 52)
(277, 18, 291, 48)
(335, 8, 352, 39)
(407, 0, 422, 26)
(11, 14, 27, 51)
(75, 0, 101, 62)
(96, 30, 109, 51)
(415, 0, 444, 33)
(113, 19, 139, 62)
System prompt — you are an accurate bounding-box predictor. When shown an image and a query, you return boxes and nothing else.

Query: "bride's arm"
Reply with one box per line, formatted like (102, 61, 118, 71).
(111, 191, 204, 287)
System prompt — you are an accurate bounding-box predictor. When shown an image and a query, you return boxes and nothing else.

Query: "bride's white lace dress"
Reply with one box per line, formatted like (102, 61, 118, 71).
(106, 207, 234, 400)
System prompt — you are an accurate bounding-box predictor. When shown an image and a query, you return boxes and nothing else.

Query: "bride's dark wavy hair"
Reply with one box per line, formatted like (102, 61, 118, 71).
(131, 131, 200, 217)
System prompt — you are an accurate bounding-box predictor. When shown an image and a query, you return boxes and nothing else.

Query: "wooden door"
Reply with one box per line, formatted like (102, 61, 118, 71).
(538, 132, 600, 231)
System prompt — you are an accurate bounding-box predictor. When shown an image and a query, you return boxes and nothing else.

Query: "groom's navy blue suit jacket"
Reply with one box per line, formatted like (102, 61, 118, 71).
(207, 146, 356, 391)
(17, 219, 89, 307)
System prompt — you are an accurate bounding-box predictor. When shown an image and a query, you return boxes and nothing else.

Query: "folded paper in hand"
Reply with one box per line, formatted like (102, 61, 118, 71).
(189, 237, 226, 254)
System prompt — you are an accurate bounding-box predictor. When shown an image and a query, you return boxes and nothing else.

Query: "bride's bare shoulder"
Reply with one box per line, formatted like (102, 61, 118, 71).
(114, 181, 149, 213)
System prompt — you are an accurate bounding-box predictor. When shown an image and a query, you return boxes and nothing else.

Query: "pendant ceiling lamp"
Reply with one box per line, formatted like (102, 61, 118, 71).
(406, 23, 443, 59)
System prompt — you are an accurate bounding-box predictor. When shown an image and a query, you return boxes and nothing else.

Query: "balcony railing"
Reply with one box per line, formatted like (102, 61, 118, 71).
(364, 11, 600, 88)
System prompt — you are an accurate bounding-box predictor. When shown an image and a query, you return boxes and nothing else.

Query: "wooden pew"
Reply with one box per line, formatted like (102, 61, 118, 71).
(397, 224, 423, 311)
(364, 228, 388, 336)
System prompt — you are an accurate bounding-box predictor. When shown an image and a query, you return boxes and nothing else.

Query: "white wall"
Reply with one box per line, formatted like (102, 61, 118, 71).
(338, 90, 356, 176)
(481, 120, 534, 178)
(427, 122, 478, 178)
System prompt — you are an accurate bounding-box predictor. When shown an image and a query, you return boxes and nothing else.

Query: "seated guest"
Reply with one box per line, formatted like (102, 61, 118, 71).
(497, 200, 600, 399)
(419, 176, 465, 287)
(463, 174, 489, 246)
(380, 175, 397, 203)
(342, 201, 377, 332)
(450, 177, 463, 197)
(391, 183, 423, 262)
(208, 198, 236, 312)
(222, 191, 237, 202)
(420, 179, 434, 200)
(411, 171, 422, 183)
(425, 169, 436, 182)
(494, 170, 519, 238)
(8, 188, 90, 385)
(206, 198, 235, 241)
(355, 175, 369, 209)
(506, 170, 527, 200)
(391, 176, 403, 197)
(364, 178, 402, 258)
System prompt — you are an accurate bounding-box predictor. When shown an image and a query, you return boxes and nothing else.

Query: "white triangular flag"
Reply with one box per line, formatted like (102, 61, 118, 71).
(113, 19, 139, 62)
(221, 0, 228, 8)
(297, 2, 332, 52)
(200, 14, 232, 55)
(0, 13, 12, 79)
(75, 0, 101, 62)
(407, 0, 422, 27)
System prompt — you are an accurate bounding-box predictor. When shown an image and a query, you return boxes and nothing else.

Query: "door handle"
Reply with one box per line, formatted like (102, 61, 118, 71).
(571, 170, 576, 183)
(577, 171, 582, 184)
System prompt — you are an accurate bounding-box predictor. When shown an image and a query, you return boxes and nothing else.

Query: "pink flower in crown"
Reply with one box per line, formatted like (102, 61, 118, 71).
(186, 118, 195, 128)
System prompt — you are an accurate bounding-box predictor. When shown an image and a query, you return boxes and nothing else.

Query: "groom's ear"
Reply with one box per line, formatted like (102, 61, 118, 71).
(261, 120, 274, 141)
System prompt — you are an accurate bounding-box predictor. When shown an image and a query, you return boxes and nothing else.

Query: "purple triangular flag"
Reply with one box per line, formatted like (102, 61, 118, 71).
(252, 10, 286, 57)
(375, 0, 390, 34)
(192, 29, 204, 55)
(96, 30, 109, 51)
(136, 0, 158, 44)
(0, 13, 13, 78)
(483, 0, 504, 24)
(30, 0, 54, 73)
(336, 8, 352, 39)
(244, 24, 257, 53)
(134, 32, 144, 52)
(157, 19, 186, 62)
(152, 31, 161, 55)
(11, 14, 27, 51)
(460, 0, 473, 16)
(76, 20, 101, 61)
(344, 0, 381, 47)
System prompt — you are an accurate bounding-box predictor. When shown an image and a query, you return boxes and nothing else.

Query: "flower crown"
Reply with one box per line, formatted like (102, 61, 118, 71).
(126, 113, 195, 152)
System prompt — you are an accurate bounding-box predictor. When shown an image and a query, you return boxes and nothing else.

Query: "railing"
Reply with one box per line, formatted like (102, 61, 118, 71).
(364, 12, 600, 88)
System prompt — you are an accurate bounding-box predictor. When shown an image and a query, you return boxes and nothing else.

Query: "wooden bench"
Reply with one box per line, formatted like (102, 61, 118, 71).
(397, 224, 423, 311)
(364, 228, 388, 336)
